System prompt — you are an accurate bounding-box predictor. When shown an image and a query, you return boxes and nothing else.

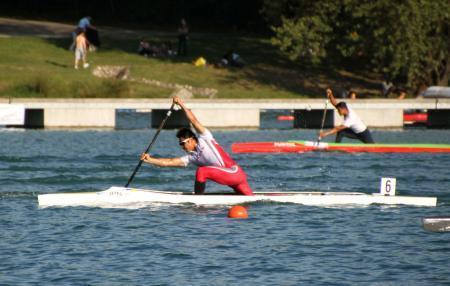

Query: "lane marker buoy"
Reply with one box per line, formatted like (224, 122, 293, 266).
(228, 205, 248, 219)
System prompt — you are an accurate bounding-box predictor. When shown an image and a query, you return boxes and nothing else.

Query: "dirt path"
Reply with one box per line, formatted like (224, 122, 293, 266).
(0, 17, 74, 37)
(0, 17, 173, 39)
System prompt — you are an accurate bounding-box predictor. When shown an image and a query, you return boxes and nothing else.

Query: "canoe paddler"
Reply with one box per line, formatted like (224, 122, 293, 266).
(319, 88, 375, 143)
(140, 96, 254, 195)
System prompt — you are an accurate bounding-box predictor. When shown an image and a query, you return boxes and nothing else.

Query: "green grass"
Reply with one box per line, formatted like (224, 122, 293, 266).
(0, 35, 382, 98)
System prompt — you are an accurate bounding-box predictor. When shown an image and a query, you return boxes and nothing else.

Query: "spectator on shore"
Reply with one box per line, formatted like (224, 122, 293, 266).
(74, 29, 89, 70)
(70, 17, 100, 51)
(158, 41, 175, 57)
(381, 80, 408, 99)
(138, 39, 153, 57)
(340, 86, 357, 99)
(414, 84, 428, 98)
(214, 50, 245, 68)
(177, 18, 189, 56)
(78, 16, 95, 31)
(381, 80, 393, 97)
(395, 88, 407, 99)
(138, 40, 176, 57)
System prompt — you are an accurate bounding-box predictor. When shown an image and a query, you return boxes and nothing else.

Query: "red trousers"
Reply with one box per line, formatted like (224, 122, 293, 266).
(195, 165, 253, 195)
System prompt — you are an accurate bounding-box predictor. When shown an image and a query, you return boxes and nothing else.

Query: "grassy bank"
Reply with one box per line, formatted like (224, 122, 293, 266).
(0, 34, 381, 99)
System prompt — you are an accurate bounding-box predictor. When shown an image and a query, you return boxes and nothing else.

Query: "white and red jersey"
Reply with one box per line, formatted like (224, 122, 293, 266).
(179, 129, 236, 168)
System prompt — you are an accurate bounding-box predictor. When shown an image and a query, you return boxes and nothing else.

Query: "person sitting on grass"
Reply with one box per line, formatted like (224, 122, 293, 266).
(214, 50, 245, 68)
(138, 39, 153, 57)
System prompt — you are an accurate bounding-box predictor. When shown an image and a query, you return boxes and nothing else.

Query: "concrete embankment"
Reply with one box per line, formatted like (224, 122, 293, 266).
(1, 98, 450, 128)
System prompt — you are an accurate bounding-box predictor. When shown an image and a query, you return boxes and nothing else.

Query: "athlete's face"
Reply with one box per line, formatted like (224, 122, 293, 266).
(179, 137, 196, 152)
(338, 107, 348, 116)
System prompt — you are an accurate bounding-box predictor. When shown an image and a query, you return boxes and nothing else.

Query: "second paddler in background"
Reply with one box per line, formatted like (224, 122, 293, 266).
(319, 88, 375, 143)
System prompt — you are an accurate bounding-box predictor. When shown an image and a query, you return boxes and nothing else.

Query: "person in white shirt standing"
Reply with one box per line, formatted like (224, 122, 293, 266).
(319, 88, 375, 143)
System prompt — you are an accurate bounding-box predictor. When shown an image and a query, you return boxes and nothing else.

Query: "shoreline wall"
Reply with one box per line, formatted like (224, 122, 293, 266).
(1, 98, 449, 128)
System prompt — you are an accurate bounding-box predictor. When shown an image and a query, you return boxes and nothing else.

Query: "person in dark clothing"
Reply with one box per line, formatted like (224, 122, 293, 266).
(177, 18, 189, 56)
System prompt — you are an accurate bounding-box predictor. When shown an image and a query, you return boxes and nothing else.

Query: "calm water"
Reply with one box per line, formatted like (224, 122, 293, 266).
(1, 127, 450, 285)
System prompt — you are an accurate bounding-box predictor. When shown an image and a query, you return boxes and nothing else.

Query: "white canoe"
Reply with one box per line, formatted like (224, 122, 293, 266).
(38, 186, 437, 208)
(422, 217, 450, 232)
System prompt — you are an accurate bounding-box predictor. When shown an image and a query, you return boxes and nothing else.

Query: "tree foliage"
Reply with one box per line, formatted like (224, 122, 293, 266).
(263, 0, 450, 90)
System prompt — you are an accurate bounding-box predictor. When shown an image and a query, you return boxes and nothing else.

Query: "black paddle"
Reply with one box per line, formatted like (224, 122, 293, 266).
(125, 103, 175, 187)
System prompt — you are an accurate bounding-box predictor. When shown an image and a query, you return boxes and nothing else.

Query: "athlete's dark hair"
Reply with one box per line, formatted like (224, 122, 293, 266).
(336, 102, 348, 110)
(176, 128, 198, 141)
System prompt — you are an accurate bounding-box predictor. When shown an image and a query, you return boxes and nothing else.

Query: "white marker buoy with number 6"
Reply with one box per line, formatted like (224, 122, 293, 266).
(380, 178, 396, 196)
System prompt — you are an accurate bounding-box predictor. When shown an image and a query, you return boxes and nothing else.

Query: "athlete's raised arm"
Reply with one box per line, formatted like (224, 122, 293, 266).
(173, 96, 206, 134)
(326, 88, 338, 108)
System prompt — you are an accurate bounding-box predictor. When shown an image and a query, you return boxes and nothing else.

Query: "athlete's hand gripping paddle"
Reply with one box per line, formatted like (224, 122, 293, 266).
(125, 103, 175, 187)
(316, 90, 330, 145)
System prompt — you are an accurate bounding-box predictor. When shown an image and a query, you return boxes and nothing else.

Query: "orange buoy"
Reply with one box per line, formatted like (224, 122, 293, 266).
(227, 205, 248, 219)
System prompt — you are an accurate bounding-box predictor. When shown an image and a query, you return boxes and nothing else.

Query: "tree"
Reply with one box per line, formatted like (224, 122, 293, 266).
(263, 0, 450, 91)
